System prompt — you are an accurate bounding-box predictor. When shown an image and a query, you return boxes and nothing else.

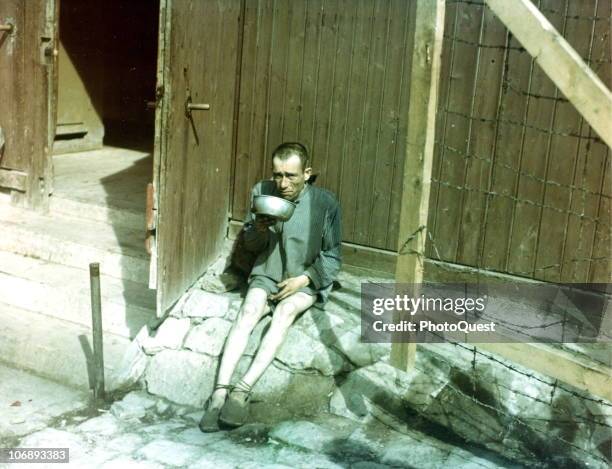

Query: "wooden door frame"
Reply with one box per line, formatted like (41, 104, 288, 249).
(148, 0, 169, 293)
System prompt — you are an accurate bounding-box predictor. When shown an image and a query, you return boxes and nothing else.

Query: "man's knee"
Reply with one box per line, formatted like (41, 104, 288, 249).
(272, 300, 302, 326)
(236, 300, 265, 330)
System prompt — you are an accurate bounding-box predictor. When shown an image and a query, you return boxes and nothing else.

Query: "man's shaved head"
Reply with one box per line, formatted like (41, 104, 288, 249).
(271, 142, 309, 171)
(271, 142, 312, 201)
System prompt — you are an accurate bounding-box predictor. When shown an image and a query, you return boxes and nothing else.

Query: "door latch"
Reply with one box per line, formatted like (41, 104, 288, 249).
(185, 95, 210, 118)
(184, 92, 210, 145)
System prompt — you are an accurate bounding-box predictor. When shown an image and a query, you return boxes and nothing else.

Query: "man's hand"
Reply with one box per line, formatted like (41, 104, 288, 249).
(270, 275, 310, 301)
(254, 215, 276, 232)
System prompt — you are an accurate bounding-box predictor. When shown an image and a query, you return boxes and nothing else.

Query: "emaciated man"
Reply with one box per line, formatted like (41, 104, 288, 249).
(200, 142, 342, 432)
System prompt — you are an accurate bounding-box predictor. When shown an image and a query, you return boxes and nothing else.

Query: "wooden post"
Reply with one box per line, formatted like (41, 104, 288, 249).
(485, 0, 612, 149)
(391, 0, 445, 371)
(89, 263, 105, 401)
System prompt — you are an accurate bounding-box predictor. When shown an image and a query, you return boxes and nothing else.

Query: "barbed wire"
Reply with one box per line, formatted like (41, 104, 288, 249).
(415, 2, 612, 461)
(445, 337, 612, 409)
(442, 35, 612, 67)
(539, 7, 611, 22)
(426, 223, 608, 279)
(442, 34, 525, 51)
(447, 0, 610, 24)
(434, 377, 611, 465)
(436, 140, 611, 201)
(430, 178, 609, 225)
(503, 80, 570, 103)
(403, 341, 612, 464)
(441, 107, 606, 144)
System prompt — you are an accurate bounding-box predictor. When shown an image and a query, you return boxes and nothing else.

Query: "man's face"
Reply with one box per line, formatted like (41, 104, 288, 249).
(272, 154, 312, 201)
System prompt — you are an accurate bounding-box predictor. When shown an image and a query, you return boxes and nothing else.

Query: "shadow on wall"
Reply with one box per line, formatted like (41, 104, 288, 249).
(57, 0, 158, 151)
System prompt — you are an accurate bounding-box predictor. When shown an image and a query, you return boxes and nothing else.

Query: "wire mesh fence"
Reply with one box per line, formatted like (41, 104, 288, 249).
(426, 0, 611, 284)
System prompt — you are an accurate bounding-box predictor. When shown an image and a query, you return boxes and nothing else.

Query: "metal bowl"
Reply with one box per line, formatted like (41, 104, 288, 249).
(252, 195, 296, 222)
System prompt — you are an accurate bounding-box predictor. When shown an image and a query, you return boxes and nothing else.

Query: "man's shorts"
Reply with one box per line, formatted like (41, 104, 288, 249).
(249, 274, 318, 305)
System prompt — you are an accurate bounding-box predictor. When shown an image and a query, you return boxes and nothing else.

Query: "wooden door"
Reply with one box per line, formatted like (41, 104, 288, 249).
(231, 0, 414, 252)
(0, 0, 57, 209)
(151, 0, 242, 314)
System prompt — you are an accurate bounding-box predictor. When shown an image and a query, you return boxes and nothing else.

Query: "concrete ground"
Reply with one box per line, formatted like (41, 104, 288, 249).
(0, 363, 519, 469)
(0, 364, 89, 445)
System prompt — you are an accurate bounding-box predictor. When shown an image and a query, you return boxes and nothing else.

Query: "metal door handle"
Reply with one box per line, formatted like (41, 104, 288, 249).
(185, 94, 210, 117)
(0, 24, 13, 33)
(187, 103, 210, 111)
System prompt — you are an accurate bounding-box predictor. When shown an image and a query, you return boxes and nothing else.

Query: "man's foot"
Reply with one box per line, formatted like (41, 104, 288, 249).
(199, 385, 231, 433)
(219, 380, 252, 428)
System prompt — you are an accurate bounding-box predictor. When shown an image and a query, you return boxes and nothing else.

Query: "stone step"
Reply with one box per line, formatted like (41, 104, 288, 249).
(0, 301, 132, 390)
(49, 194, 146, 231)
(0, 250, 156, 339)
(0, 205, 150, 284)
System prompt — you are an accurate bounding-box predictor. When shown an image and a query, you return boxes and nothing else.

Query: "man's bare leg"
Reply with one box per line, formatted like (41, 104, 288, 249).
(208, 287, 269, 410)
(238, 291, 316, 391)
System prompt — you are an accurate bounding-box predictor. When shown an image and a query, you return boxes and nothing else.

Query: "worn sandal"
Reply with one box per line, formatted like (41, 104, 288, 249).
(219, 379, 252, 428)
(199, 384, 233, 433)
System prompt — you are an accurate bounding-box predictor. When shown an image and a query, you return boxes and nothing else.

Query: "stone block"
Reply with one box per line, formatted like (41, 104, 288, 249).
(177, 427, 227, 447)
(183, 318, 233, 357)
(247, 362, 335, 422)
(294, 308, 348, 336)
(105, 433, 145, 455)
(101, 456, 165, 469)
(339, 333, 390, 368)
(351, 462, 393, 469)
(142, 318, 191, 354)
(380, 436, 451, 468)
(142, 421, 186, 436)
(135, 439, 203, 467)
(144, 350, 217, 408)
(107, 337, 149, 392)
(192, 439, 277, 467)
(199, 271, 242, 294)
(155, 399, 171, 416)
(77, 413, 121, 435)
(269, 420, 337, 452)
(184, 410, 205, 424)
(276, 327, 350, 376)
(182, 290, 230, 319)
(237, 359, 292, 400)
(19, 428, 89, 460)
(110, 390, 158, 420)
(338, 426, 386, 461)
(274, 447, 344, 469)
(329, 360, 446, 423)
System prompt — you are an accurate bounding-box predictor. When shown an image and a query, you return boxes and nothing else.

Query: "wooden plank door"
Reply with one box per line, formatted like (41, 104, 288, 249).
(0, 0, 57, 209)
(231, 0, 414, 252)
(151, 0, 242, 315)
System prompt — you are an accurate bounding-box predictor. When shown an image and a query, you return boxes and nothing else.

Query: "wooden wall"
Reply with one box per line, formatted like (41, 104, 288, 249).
(427, 0, 611, 283)
(231, 0, 414, 251)
(229, 0, 609, 283)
